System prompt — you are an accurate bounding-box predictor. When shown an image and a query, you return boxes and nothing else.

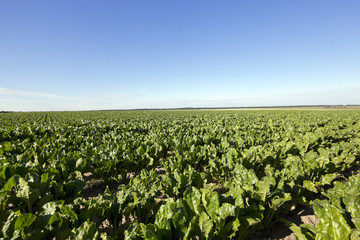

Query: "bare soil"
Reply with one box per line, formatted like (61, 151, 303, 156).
(250, 205, 318, 240)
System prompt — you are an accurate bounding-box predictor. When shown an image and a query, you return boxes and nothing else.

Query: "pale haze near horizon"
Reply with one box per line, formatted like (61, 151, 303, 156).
(1, 1, 359, 111)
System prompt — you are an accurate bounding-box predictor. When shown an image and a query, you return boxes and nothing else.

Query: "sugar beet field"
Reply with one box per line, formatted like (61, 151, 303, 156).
(1, 110, 360, 240)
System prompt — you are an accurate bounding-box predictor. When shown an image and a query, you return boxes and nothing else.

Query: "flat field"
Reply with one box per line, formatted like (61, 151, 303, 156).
(1, 110, 359, 239)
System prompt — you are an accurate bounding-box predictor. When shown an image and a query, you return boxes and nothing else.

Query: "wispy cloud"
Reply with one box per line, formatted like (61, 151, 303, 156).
(95, 94, 139, 99)
(0, 87, 138, 101)
(0, 87, 140, 111)
(0, 87, 73, 100)
(1, 86, 358, 111)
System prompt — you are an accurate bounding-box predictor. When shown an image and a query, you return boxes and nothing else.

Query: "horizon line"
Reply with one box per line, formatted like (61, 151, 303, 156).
(1, 104, 359, 113)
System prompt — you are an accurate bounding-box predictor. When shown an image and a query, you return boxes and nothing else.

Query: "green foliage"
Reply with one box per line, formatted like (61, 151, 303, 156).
(0, 110, 360, 239)
(291, 175, 360, 239)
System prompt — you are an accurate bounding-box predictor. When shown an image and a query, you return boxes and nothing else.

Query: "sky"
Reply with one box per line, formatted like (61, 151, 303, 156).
(1, 1, 360, 111)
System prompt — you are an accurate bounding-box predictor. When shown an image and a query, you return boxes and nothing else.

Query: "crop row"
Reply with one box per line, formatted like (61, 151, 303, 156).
(0, 110, 359, 239)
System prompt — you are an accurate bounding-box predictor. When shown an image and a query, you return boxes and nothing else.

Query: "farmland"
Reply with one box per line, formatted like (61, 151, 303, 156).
(1, 110, 360, 239)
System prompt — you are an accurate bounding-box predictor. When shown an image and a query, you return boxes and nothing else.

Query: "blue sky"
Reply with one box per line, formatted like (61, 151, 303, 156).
(1, 1, 359, 111)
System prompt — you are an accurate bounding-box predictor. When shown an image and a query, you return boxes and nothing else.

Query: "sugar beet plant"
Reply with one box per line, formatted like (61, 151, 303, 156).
(0, 110, 360, 239)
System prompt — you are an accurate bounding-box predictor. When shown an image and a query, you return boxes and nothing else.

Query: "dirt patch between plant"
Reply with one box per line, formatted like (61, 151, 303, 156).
(155, 166, 166, 174)
(250, 205, 318, 240)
